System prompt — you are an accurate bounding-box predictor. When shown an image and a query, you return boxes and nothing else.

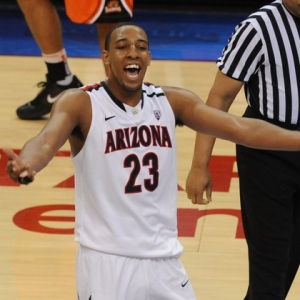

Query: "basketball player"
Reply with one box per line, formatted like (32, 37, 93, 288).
(16, 0, 134, 120)
(4, 23, 300, 299)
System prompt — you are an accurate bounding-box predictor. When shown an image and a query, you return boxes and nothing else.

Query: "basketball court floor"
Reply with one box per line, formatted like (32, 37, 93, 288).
(1, 5, 300, 300)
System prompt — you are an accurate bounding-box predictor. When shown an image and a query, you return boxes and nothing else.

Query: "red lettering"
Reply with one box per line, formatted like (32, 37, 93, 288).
(209, 155, 238, 192)
(13, 205, 244, 238)
(161, 126, 172, 147)
(55, 176, 75, 188)
(104, 131, 116, 153)
(13, 204, 75, 234)
(150, 125, 162, 146)
(116, 129, 127, 150)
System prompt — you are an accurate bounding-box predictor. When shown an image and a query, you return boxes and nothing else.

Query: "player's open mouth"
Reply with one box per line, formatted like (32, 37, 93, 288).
(124, 64, 140, 78)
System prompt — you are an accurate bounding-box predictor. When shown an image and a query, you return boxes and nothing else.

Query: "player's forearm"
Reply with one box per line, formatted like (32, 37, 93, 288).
(190, 132, 216, 168)
(190, 91, 233, 168)
(232, 117, 300, 150)
(20, 136, 57, 173)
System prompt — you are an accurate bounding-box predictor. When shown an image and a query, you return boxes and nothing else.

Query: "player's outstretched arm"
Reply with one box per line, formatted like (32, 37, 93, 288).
(166, 82, 300, 204)
(165, 83, 300, 157)
(3, 88, 90, 184)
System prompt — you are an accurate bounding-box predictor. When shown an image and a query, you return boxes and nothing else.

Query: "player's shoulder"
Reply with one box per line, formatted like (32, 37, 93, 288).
(161, 86, 198, 99)
(59, 87, 90, 102)
(143, 82, 162, 91)
(52, 87, 90, 115)
(80, 82, 102, 93)
(142, 82, 166, 98)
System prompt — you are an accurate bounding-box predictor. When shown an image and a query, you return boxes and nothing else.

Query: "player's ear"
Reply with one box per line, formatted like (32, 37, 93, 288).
(102, 50, 110, 65)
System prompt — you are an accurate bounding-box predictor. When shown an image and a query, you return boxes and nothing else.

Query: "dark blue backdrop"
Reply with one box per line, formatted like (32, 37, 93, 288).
(0, 6, 247, 61)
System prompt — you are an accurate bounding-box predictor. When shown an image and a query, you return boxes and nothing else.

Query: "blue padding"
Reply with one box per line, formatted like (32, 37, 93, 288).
(0, 8, 246, 61)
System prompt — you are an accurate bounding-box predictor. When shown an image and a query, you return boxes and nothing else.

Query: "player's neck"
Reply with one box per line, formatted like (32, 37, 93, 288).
(105, 79, 142, 107)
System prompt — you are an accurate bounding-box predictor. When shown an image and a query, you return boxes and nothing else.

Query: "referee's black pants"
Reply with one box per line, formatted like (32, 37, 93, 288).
(237, 144, 300, 300)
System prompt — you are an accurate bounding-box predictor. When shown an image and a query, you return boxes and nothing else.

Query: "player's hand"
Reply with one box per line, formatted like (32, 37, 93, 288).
(2, 147, 35, 184)
(185, 166, 212, 205)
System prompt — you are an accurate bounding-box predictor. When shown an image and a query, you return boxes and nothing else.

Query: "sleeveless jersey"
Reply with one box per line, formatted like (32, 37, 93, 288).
(71, 82, 184, 258)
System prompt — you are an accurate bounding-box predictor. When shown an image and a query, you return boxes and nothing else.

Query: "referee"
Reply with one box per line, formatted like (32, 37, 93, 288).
(186, 0, 300, 299)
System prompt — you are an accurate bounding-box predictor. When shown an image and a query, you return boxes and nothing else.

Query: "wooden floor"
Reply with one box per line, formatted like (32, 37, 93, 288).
(1, 55, 300, 299)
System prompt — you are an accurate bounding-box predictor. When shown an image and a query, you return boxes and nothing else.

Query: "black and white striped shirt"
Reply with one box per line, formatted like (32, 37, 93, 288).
(217, 0, 300, 125)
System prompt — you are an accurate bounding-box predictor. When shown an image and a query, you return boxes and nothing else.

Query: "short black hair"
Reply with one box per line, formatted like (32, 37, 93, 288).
(104, 22, 149, 51)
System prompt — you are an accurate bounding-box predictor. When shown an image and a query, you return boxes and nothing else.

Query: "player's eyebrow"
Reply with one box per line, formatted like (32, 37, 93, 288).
(115, 38, 148, 45)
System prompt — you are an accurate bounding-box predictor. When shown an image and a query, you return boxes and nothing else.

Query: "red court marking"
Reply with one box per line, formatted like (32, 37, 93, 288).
(13, 204, 245, 238)
(13, 204, 75, 234)
(0, 149, 21, 186)
(209, 155, 238, 192)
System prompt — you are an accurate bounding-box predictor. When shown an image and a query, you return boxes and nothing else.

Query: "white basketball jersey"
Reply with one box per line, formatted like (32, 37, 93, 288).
(72, 82, 183, 258)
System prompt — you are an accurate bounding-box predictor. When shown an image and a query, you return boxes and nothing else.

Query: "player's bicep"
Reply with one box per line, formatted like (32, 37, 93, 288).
(162, 86, 240, 137)
(162, 86, 204, 123)
(39, 89, 88, 152)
